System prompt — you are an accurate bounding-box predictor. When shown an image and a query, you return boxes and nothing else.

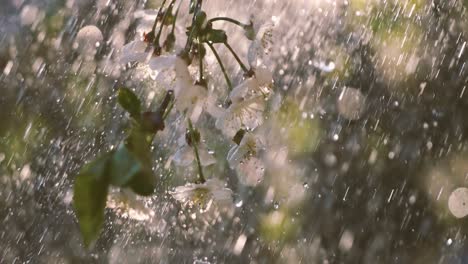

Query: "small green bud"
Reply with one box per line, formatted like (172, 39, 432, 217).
(164, 33, 176, 52)
(203, 29, 227, 43)
(243, 22, 255, 41)
(186, 129, 201, 147)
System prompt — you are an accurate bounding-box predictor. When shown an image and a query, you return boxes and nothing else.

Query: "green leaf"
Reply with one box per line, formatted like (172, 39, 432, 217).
(118, 88, 141, 119)
(109, 145, 143, 187)
(73, 154, 111, 247)
(203, 29, 227, 44)
(126, 128, 153, 163)
(127, 169, 156, 196)
(124, 128, 156, 196)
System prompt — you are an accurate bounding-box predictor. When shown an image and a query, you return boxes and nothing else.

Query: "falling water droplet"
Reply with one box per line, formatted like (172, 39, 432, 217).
(446, 238, 453, 246)
(273, 201, 279, 210)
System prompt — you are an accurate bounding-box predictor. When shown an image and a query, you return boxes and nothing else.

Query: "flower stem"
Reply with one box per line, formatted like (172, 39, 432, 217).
(155, 0, 176, 46)
(151, 0, 168, 33)
(184, 0, 203, 52)
(224, 42, 249, 73)
(187, 119, 206, 183)
(171, 0, 182, 34)
(198, 42, 204, 83)
(208, 17, 248, 28)
(159, 90, 175, 120)
(207, 42, 232, 91)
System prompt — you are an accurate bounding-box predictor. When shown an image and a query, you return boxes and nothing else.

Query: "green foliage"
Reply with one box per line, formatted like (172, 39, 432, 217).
(118, 88, 141, 119)
(202, 29, 227, 44)
(124, 128, 156, 195)
(109, 145, 144, 186)
(73, 154, 111, 248)
(73, 88, 161, 246)
(73, 135, 156, 246)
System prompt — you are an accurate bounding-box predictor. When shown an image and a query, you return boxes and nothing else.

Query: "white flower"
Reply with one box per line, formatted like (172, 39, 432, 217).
(147, 54, 180, 89)
(236, 156, 265, 186)
(229, 67, 273, 102)
(227, 132, 259, 167)
(174, 76, 207, 123)
(171, 179, 233, 211)
(247, 20, 275, 68)
(120, 40, 154, 64)
(227, 132, 265, 186)
(133, 9, 158, 36)
(149, 56, 207, 121)
(107, 189, 155, 221)
(148, 54, 179, 73)
(215, 96, 265, 138)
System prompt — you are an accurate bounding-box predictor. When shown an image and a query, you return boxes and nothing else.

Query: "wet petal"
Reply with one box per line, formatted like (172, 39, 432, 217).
(236, 157, 265, 187)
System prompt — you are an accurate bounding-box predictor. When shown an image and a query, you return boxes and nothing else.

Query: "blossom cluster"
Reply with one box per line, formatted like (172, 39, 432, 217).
(119, 2, 275, 210)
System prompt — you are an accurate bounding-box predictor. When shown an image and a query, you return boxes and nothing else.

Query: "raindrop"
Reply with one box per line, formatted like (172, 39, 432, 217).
(75, 25, 104, 58)
(448, 188, 468, 218)
(314, 60, 336, 72)
(338, 230, 354, 252)
(337, 87, 365, 120)
(20, 5, 40, 26)
(446, 238, 453, 246)
(332, 134, 339, 141)
(235, 200, 243, 208)
(273, 201, 280, 210)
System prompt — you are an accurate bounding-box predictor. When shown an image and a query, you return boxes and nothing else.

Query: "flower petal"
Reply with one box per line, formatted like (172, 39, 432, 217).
(120, 40, 153, 64)
(236, 157, 265, 186)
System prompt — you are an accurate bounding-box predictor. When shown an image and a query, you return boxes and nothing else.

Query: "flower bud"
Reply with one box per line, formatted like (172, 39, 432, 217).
(243, 22, 255, 41)
(164, 33, 176, 52)
(141, 111, 165, 133)
(186, 129, 201, 147)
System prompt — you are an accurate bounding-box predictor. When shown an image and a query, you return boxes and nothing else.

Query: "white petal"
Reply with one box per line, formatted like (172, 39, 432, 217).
(175, 84, 206, 112)
(227, 145, 249, 168)
(174, 57, 191, 80)
(148, 55, 177, 72)
(229, 79, 252, 102)
(236, 157, 265, 186)
(247, 41, 262, 68)
(134, 9, 158, 19)
(211, 189, 233, 204)
(173, 145, 194, 167)
(189, 101, 204, 123)
(171, 184, 197, 202)
(205, 95, 224, 119)
(198, 145, 216, 166)
(216, 97, 265, 138)
(120, 40, 152, 64)
(254, 67, 273, 86)
(206, 179, 233, 204)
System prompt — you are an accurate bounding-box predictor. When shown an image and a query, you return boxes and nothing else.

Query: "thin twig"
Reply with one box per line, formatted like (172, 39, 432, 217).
(207, 42, 232, 91)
